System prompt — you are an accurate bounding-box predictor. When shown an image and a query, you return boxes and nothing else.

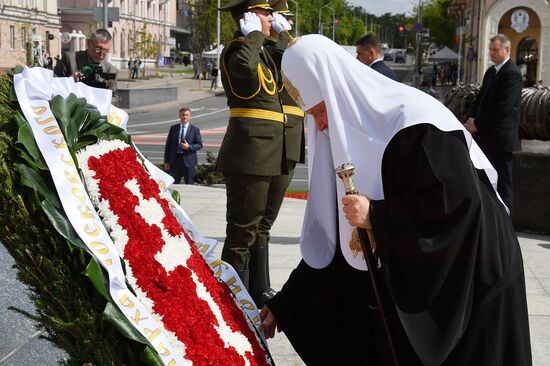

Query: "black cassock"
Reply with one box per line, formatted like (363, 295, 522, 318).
(268, 124, 531, 366)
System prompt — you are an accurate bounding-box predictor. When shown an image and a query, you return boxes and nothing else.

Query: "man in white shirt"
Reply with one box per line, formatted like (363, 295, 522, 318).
(464, 34, 523, 212)
(163, 107, 203, 184)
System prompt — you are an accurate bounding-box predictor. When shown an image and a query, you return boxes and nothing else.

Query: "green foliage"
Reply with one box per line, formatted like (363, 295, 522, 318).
(194, 151, 225, 185)
(130, 21, 159, 77)
(418, 0, 456, 47)
(191, 0, 421, 50)
(0, 73, 162, 365)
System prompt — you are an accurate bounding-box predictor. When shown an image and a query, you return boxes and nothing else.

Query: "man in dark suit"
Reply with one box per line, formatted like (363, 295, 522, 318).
(465, 34, 523, 213)
(356, 34, 398, 81)
(164, 107, 203, 184)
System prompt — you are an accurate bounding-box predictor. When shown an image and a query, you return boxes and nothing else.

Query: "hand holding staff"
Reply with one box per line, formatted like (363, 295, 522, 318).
(335, 163, 399, 366)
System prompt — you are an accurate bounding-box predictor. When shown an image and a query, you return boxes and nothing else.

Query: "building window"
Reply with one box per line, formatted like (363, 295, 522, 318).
(20, 27, 26, 49)
(10, 26, 15, 49)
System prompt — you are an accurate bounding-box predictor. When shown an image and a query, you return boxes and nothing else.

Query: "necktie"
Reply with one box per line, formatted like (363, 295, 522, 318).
(486, 66, 497, 84)
(478, 66, 496, 104)
(178, 125, 185, 153)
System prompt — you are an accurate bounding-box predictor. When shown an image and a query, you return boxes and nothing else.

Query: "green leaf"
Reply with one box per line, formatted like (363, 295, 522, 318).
(83, 258, 110, 300)
(170, 189, 181, 205)
(140, 346, 165, 366)
(14, 163, 60, 208)
(8, 84, 19, 103)
(41, 198, 87, 250)
(13, 111, 28, 128)
(16, 149, 40, 170)
(102, 302, 149, 345)
(17, 122, 41, 159)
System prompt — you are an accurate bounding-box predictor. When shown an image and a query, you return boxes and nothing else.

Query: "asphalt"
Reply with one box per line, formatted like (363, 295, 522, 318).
(1, 75, 550, 365)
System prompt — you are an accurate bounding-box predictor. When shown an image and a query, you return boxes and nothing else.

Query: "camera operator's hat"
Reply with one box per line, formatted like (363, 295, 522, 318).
(219, 0, 272, 12)
(270, 0, 294, 17)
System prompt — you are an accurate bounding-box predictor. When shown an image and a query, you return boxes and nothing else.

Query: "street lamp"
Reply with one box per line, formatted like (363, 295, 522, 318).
(318, 4, 335, 40)
(288, 0, 298, 37)
(216, 0, 221, 88)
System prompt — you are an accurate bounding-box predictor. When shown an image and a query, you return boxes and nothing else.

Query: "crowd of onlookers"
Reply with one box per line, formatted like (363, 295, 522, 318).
(192, 58, 218, 81)
(430, 63, 458, 86)
(127, 58, 142, 79)
(39, 47, 218, 84)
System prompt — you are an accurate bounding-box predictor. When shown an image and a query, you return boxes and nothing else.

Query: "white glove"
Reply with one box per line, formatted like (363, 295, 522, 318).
(272, 13, 291, 34)
(239, 12, 262, 36)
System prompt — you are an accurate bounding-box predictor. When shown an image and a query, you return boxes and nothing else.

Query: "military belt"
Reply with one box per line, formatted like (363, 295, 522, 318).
(229, 108, 286, 123)
(283, 105, 305, 117)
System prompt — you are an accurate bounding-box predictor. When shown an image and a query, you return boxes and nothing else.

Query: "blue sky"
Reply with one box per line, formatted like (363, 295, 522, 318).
(350, 0, 416, 16)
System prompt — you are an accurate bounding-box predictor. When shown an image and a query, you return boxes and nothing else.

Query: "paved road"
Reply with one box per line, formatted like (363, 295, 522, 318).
(128, 94, 310, 190)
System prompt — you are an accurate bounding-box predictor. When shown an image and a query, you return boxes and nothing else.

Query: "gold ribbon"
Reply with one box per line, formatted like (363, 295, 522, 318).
(282, 105, 305, 117)
(229, 108, 285, 123)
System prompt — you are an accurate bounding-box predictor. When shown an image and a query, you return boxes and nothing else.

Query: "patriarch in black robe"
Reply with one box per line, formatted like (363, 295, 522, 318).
(261, 34, 532, 366)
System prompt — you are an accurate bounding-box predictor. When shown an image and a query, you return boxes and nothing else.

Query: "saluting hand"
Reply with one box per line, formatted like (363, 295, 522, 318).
(342, 195, 372, 230)
(239, 12, 262, 36)
(271, 13, 291, 34)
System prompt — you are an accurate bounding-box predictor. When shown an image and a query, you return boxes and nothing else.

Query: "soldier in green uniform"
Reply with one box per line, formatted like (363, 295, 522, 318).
(218, 0, 289, 308)
(257, 0, 306, 304)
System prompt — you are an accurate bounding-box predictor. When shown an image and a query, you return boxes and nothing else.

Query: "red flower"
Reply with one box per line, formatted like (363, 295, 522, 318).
(87, 147, 269, 365)
(284, 192, 308, 200)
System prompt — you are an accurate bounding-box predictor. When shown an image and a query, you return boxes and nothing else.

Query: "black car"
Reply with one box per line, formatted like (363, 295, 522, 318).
(394, 51, 406, 63)
(383, 52, 394, 62)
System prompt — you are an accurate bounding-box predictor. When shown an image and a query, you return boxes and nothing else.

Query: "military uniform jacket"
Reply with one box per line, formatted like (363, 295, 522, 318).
(264, 32, 306, 164)
(217, 31, 287, 176)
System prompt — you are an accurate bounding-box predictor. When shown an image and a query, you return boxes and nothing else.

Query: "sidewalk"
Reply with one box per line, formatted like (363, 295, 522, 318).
(1, 184, 550, 365)
(117, 75, 223, 115)
(173, 185, 550, 366)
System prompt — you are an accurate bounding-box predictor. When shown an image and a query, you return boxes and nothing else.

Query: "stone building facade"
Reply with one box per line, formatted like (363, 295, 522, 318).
(449, 0, 549, 86)
(0, 0, 61, 71)
(58, 0, 176, 70)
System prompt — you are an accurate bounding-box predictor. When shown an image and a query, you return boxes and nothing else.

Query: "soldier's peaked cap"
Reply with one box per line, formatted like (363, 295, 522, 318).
(219, 0, 272, 12)
(269, 0, 294, 16)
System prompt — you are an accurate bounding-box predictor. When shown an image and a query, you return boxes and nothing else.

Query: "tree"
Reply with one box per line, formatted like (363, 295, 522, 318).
(130, 21, 159, 77)
(192, 0, 418, 47)
(418, 0, 456, 47)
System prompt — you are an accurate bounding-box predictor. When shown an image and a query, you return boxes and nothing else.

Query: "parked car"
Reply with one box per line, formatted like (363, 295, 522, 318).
(383, 52, 394, 62)
(380, 43, 389, 50)
(394, 51, 407, 63)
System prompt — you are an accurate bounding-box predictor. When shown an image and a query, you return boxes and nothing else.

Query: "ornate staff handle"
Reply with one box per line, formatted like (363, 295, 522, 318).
(335, 163, 399, 366)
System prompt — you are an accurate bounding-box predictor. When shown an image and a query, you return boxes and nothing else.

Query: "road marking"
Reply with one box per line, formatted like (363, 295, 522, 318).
(128, 107, 229, 128)
(134, 141, 222, 147)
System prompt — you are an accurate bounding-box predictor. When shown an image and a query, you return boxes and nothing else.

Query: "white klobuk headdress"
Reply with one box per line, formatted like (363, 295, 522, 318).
(282, 34, 500, 270)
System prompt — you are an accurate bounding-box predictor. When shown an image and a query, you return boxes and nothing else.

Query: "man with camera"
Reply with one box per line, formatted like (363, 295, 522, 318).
(54, 29, 118, 105)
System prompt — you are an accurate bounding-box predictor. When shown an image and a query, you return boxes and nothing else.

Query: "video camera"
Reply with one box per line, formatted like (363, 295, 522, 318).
(81, 65, 116, 89)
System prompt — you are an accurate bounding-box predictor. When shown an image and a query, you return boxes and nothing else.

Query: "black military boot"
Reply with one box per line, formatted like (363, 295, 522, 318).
(249, 235, 277, 308)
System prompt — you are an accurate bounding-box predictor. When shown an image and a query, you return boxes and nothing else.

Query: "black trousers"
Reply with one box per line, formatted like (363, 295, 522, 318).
(483, 149, 514, 213)
(169, 155, 195, 184)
